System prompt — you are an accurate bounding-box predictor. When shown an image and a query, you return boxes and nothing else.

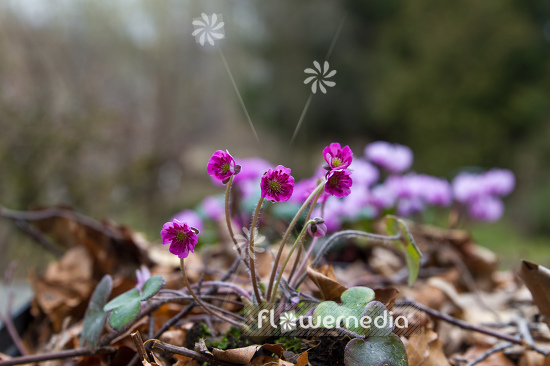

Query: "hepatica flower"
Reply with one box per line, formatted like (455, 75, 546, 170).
(261, 165, 295, 202)
(192, 13, 225, 46)
(323, 142, 353, 170)
(207, 150, 238, 182)
(365, 141, 413, 173)
(325, 169, 353, 198)
(161, 219, 198, 259)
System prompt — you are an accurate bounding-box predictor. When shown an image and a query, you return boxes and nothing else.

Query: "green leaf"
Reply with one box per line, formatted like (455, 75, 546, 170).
(103, 289, 140, 312)
(362, 301, 393, 337)
(314, 287, 375, 336)
(385, 215, 422, 286)
(344, 334, 408, 366)
(139, 275, 166, 301)
(108, 299, 142, 331)
(80, 275, 112, 350)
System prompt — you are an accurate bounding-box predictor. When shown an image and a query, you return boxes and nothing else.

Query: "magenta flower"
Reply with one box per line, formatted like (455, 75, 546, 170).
(468, 196, 504, 222)
(207, 150, 237, 182)
(291, 176, 330, 204)
(323, 143, 353, 170)
(482, 169, 515, 196)
(135, 265, 151, 295)
(201, 196, 224, 221)
(365, 141, 413, 173)
(325, 169, 353, 198)
(160, 219, 198, 259)
(260, 165, 295, 202)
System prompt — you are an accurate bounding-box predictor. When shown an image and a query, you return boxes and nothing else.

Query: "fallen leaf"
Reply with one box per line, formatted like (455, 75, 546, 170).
(213, 345, 261, 364)
(519, 350, 546, 366)
(248, 356, 294, 366)
(173, 354, 200, 366)
(213, 344, 285, 364)
(374, 287, 399, 310)
(519, 261, 550, 326)
(406, 328, 450, 366)
(295, 351, 308, 366)
(307, 265, 348, 301)
(458, 344, 515, 366)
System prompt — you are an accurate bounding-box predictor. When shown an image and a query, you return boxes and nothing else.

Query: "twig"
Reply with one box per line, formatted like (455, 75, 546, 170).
(131, 331, 151, 364)
(294, 230, 402, 288)
(152, 341, 239, 366)
(128, 258, 243, 366)
(0, 262, 28, 356)
(0, 206, 126, 243)
(513, 316, 548, 356)
(399, 299, 549, 356)
(465, 342, 513, 366)
(13, 219, 63, 258)
(0, 347, 116, 366)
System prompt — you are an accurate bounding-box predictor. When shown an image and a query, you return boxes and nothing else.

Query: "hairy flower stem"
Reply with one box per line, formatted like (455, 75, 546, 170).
(288, 188, 323, 283)
(293, 230, 403, 288)
(180, 258, 242, 327)
(224, 176, 248, 266)
(249, 197, 265, 303)
(290, 236, 318, 289)
(267, 182, 325, 302)
(271, 219, 316, 302)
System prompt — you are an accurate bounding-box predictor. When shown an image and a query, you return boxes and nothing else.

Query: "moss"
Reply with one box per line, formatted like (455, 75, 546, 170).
(274, 337, 303, 353)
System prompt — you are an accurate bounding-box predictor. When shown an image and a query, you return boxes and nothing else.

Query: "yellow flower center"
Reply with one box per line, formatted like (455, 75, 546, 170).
(221, 163, 230, 174)
(332, 158, 342, 167)
(176, 231, 187, 242)
(269, 180, 281, 192)
(329, 175, 339, 186)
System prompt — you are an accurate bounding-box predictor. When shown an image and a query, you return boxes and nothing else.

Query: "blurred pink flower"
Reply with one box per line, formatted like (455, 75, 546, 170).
(483, 169, 515, 196)
(365, 141, 413, 173)
(468, 196, 504, 222)
(135, 265, 151, 294)
(173, 209, 204, 233)
(201, 196, 224, 221)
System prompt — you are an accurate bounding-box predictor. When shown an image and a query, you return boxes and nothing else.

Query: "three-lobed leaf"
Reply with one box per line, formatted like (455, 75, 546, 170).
(103, 274, 166, 331)
(140, 275, 166, 301)
(314, 287, 375, 336)
(80, 275, 112, 350)
(344, 334, 408, 366)
(108, 300, 142, 331)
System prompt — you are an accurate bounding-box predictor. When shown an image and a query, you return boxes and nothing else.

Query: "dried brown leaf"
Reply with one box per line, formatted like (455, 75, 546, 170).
(306, 265, 347, 301)
(519, 261, 550, 326)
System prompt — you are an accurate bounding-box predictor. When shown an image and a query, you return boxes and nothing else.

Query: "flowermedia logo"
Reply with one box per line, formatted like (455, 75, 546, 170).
(245, 302, 423, 337)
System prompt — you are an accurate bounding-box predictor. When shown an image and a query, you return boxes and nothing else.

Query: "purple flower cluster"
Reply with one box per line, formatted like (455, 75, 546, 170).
(293, 141, 515, 233)
(161, 144, 516, 259)
(452, 169, 515, 222)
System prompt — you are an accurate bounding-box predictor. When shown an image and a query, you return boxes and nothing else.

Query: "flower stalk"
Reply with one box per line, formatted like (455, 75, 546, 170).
(180, 258, 242, 327)
(248, 197, 265, 303)
(270, 219, 316, 302)
(266, 181, 325, 302)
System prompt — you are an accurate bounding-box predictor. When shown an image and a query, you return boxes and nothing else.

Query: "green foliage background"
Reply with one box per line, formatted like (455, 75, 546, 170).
(0, 0, 549, 270)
